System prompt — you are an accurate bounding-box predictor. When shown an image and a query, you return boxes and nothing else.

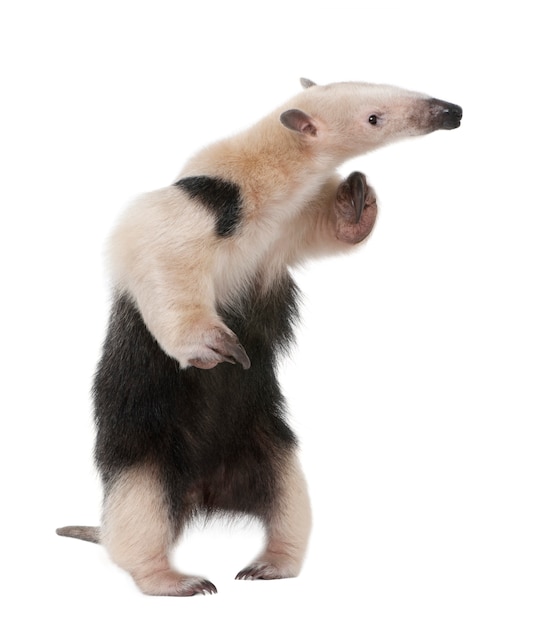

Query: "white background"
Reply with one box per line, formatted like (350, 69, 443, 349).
(1, 2, 556, 624)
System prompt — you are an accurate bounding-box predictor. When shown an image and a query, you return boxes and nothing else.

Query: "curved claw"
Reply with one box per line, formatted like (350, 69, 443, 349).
(235, 563, 285, 580)
(193, 579, 218, 596)
(137, 572, 218, 596)
(188, 327, 251, 370)
(335, 171, 377, 245)
(346, 171, 367, 223)
(218, 332, 251, 369)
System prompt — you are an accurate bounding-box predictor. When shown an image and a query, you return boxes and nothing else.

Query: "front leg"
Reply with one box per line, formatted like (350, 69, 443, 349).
(334, 171, 378, 244)
(108, 186, 250, 371)
(126, 288, 251, 371)
(278, 172, 378, 266)
(117, 266, 250, 371)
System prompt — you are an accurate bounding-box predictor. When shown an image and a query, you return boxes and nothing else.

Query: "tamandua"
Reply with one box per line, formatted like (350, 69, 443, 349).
(57, 78, 462, 596)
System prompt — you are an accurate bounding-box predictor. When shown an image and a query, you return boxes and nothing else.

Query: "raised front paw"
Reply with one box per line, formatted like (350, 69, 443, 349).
(335, 171, 378, 244)
(180, 323, 251, 370)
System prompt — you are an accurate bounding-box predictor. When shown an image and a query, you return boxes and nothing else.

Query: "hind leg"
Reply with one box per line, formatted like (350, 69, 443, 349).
(236, 452, 312, 580)
(101, 465, 216, 596)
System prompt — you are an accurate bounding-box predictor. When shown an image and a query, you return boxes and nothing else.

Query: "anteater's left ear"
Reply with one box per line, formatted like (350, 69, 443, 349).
(280, 109, 318, 137)
(300, 78, 316, 89)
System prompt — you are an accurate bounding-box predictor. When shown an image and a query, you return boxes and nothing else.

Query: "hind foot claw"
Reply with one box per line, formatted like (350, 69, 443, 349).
(236, 562, 295, 581)
(136, 570, 217, 596)
(178, 577, 218, 596)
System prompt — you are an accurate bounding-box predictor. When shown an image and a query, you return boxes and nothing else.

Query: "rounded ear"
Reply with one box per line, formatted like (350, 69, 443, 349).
(300, 77, 317, 89)
(280, 109, 318, 137)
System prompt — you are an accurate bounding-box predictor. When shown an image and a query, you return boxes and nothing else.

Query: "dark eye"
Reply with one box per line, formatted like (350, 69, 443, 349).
(369, 115, 378, 126)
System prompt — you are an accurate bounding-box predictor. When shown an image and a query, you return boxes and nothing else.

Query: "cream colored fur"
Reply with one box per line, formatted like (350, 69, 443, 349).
(101, 466, 215, 596)
(109, 80, 433, 368)
(237, 452, 312, 580)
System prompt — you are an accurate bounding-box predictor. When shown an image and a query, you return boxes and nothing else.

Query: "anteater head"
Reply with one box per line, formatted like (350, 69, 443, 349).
(279, 78, 462, 160)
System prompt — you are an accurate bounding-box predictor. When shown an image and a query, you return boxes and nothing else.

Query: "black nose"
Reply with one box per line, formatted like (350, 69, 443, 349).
(431, 99, 463, 130)
(442, 103, 462, 129)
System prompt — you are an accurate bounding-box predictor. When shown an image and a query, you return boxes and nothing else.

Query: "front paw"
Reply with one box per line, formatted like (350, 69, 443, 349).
(335, 171, 378, 244)
(180, 324, 251, 370)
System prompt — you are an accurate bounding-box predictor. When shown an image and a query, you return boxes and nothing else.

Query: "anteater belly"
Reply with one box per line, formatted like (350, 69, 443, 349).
(92, 273, 300, 492)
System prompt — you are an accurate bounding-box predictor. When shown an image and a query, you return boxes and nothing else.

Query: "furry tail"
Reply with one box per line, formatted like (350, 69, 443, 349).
(56, 525, 100, 544)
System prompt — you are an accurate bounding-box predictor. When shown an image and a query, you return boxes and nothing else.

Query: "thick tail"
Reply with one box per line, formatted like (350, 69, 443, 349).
(56, 525, 100, 544)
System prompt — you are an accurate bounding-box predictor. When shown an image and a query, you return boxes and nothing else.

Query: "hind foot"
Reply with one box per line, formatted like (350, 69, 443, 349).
(135, 569, 217, 596)
(236, 563, 286, 580)
(236, 552, 300, 581)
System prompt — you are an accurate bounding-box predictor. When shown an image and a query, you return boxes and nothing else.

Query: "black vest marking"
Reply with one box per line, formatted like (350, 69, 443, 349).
(174, 176, 242, 237)
(93, 274, 300, 528)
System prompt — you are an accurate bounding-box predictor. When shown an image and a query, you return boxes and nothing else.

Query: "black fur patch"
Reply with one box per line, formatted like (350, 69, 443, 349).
(93, 274, 299, 531)
(174, 176, 242, 237)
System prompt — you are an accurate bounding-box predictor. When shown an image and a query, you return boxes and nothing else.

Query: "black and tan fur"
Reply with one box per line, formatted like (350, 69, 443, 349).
(57, 78, 462, 595)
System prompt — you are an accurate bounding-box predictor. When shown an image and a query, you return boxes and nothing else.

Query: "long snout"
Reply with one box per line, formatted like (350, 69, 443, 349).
(429, 99, 463, 130)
